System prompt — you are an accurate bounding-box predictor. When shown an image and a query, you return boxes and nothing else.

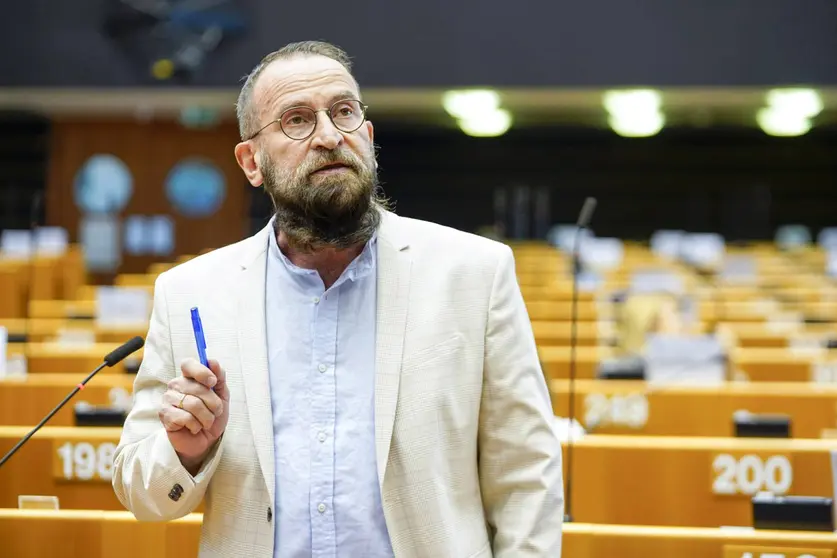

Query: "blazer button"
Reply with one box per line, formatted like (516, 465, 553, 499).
(168, 484, 183, 502)
(267, 507, 272, 522)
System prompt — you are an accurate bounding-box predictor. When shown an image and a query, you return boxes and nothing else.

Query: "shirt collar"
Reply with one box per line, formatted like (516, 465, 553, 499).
(266, 214, 377, 283)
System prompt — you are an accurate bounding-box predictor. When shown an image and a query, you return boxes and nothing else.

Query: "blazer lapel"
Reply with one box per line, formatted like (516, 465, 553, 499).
(374, 211, 412, 490)
(235, 225, 276, 502)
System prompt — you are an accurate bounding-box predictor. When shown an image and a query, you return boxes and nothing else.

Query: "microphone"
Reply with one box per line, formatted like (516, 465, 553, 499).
(0, 336, 144, 469)
(565, 196, 597, 523)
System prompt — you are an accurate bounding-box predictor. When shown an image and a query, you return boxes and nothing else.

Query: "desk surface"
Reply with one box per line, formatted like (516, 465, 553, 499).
(2, 509, 837, 558)
(2, 426, 836, 528)
(550, 379, 837, 438)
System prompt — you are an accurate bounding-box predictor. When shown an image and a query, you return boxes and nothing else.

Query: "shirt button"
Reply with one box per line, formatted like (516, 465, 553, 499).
(318, 503, 326, 513)
(312, 296, 320, 304)
(318, 432, 326, 442)
(318, 364, 327, 373)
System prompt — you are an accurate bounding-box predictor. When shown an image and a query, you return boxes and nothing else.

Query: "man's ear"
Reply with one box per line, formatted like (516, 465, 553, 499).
(234, 141, 263, 187)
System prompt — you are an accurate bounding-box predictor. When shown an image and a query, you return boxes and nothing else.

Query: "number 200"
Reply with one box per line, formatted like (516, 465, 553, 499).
(712, 454, 792, 496)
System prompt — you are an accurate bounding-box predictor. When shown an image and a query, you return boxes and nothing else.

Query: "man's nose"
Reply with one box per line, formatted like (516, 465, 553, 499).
(310, 111, 343, 150)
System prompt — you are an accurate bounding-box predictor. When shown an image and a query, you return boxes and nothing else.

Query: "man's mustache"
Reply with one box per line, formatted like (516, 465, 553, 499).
(303, 151, 363, 175)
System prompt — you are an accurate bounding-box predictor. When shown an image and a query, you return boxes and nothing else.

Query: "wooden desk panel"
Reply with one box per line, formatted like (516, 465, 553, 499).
(567, 435, 837, 527)
(538, 346, 828, 383)
(0, 509, 200, 558)
(0, 318, 147, 344)
(6, 343, 144, 374)
(550, 380, 837, 438)
(3, 510, 837, 558)
(0, 427, 123, 510)
(0, 375, 135, 426)
(5, 428, 834, 528)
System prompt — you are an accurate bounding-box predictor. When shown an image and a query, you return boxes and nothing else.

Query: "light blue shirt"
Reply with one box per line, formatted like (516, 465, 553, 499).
(264, 218, 394, 558)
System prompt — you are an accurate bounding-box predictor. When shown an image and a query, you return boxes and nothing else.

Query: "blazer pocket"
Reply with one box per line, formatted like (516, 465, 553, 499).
(402, 334, 464, 372)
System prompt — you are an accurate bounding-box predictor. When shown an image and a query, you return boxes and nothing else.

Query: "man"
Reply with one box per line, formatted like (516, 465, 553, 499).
(112, 40, 563, 557)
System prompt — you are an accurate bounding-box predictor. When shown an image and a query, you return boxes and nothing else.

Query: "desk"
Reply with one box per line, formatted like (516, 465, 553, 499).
(0, 375, 135, 426)
(550, 379, 837, 438)
(0, 509, 200, 558)
(566, 435, 837, 527)
(538, 347, 828, 383)
(6, 343, 143, 374)
(1, 319, 147, 344)
(2, 426, 833, 527)
(0, 426, 123, 510)
(3, 510, 837, 558)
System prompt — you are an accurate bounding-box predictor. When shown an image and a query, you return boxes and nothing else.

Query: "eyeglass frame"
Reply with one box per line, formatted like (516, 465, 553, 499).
(246, 98, 369, 142)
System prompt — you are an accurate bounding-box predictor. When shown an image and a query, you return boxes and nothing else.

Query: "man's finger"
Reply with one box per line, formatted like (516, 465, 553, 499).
(161, 406, 202, 435)
(163, 390, 216, 430)
(180, 358, 217, 389)
(166, 378, 224, 417)
(207, 359, 230, 402)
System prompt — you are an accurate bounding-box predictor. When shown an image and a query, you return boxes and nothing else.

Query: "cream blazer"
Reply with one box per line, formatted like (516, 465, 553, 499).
(112, 210, 564, 557)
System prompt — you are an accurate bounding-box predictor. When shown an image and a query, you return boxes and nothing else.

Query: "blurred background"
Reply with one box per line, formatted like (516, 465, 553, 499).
(0, 0, 836, 279)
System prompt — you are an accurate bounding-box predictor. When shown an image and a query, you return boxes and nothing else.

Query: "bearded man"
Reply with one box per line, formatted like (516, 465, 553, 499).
(112, 40, 563, 558)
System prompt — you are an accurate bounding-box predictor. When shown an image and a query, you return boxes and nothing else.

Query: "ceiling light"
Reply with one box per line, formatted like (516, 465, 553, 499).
(457, 109, 513, 137)
(765, 88, 823, 118)
(608, 112, 665, 138)
(603, 89, 662, 114)
(756, 107, 812, 137)
(442, 90, 501, 120)
(603, 89, 665, 137)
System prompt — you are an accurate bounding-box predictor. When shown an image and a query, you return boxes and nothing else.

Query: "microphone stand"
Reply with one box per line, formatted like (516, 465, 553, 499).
(564, 197, 597, 524)
(0, 336, 144, 469)
(0, 362, 107, 468)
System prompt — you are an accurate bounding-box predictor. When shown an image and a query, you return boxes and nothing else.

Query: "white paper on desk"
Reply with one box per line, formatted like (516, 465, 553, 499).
(95, 286, 150, 328)
(630, 268, 684, 295)
(650, 230, 684, 260)
(0, 230, 32, 259)
(644, 333, 726, 385)
(827, 249, 837, 278)
(720, 255, 757, 284)
(579, 237, 624, 272)
(0, 326, 6, 378)
(679, 233, 725, 268)
(34, 227, 69, 256)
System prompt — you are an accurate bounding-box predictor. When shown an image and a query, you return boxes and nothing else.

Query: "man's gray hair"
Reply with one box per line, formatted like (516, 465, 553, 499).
(235, 41, 355, 141)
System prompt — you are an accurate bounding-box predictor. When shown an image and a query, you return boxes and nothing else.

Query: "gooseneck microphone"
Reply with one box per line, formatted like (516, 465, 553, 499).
(0, 336, 145, 469)
(564, 196, 597, 523)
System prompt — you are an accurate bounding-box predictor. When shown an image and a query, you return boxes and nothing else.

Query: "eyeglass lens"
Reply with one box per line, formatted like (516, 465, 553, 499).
(281, 100, 364, 139)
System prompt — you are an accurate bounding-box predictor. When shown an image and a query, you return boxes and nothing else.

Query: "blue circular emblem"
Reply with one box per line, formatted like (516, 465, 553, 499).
(73, 154, 133, 214)
(165, 158, 226, 217)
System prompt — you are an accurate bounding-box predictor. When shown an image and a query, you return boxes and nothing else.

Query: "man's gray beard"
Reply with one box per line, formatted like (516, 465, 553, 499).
(261, 149, 386, 252)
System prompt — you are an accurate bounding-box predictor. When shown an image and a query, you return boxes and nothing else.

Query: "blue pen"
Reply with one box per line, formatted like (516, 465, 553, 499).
(190, 307, 209, 368)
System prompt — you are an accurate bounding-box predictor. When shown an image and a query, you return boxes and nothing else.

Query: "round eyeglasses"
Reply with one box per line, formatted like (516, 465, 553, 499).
(247, 99, 368, 141)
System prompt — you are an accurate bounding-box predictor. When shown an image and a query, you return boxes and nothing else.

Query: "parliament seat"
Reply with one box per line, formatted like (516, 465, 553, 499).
(6, 343, 143, 374)
(5, 509, 837, 558)
(550, 379, 837, 438)
(1, 426, 832, 529)
(565, 434, 836, 527)
(0, 375, 134, 426)
(538, 346, 835, 383)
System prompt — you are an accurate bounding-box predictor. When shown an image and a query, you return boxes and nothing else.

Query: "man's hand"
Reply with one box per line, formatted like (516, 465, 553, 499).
(159, 358, 230, 473)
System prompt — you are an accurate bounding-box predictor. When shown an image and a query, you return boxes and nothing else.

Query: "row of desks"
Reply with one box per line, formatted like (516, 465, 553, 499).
(4, 509, 837, 558)
(4, 342, 836, 381)
(1, 426, 836, 527)
(5, 375, 837, 440)
(6, 318, 836, 348)
(18, 296, 837, 323)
